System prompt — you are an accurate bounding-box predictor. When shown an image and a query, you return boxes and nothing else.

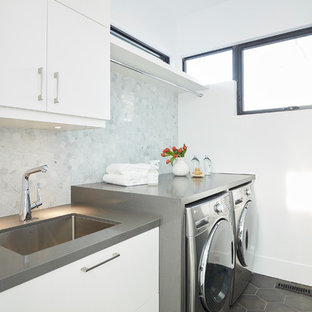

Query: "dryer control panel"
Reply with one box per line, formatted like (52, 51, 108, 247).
(185, 191, 232, 237)
(231, 183, 253, 209)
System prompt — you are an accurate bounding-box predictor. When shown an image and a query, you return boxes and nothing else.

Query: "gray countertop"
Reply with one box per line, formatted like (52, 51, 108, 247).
(74, 172, 255, 204)
(0, 205, 160, 293)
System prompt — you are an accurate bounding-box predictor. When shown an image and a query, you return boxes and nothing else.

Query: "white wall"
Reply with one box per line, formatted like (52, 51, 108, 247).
(179, 82, 312, 286)
(177, 0, 312, 64)
(177, 0, 312, 285)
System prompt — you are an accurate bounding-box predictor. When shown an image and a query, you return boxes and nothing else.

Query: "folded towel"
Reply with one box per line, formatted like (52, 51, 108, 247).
(103, 173, 147, 187)
(106, 163, 152, 176)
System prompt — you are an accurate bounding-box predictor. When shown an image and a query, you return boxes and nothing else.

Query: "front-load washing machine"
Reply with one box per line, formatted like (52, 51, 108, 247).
(186, 191, 235, 312)
(230, 182, 257, 305)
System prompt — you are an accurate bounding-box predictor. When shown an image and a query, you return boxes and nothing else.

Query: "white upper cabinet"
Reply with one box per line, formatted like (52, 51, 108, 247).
(54, 0, 109, 27)
(0, 0, 110, 129)
(0, 0, 47, 111)
(47, 0, 110, 120)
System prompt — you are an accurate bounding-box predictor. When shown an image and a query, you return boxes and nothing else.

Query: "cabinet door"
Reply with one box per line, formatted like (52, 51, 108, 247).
(0, 0, 47, 111)
(47, 0, 110, 120)
(54, 0, 109, 27)
(0, 228, 159, 312)
(136, 294, 159, 312)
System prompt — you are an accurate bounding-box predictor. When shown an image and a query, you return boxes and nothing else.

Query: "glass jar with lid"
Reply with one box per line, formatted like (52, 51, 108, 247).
(191, 155, 200, 173)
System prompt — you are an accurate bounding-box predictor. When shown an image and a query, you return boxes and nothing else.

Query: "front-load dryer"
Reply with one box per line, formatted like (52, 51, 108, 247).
(230, 182, 257, 305)
(186, 191, 235, 312)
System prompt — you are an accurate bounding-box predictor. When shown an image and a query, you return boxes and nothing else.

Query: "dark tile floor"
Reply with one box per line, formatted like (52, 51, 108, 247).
(230, 273, 312, 312)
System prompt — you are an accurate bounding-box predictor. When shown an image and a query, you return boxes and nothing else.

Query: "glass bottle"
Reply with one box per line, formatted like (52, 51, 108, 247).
(191, 155, 200, 173)
(147, 160, 159, 185)
(203, 155, 212, 175)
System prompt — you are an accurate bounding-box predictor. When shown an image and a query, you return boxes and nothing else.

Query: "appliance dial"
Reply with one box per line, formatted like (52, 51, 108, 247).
(246, 189, 252, 196)
(214, 202, 223, 213)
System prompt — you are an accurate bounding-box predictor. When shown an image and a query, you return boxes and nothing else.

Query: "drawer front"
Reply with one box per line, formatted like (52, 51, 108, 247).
(0, 228, 159, 312)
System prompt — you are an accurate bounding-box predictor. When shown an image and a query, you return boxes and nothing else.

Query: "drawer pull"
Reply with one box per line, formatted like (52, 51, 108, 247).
(37, 67, 44, 101)
(54, 72, 60, 104)
(81, 253, 120, 272)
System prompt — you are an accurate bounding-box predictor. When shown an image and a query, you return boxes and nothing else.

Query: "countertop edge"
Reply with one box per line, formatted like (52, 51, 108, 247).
(71, 173, 256, 205)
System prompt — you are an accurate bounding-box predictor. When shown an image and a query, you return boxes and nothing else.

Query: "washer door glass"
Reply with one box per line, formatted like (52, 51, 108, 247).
(237, 200, 256, 267)
(199, 219, 234, 312)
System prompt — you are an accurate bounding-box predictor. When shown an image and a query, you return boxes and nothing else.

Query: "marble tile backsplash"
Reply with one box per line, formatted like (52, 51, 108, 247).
(0, 69, 178, 217)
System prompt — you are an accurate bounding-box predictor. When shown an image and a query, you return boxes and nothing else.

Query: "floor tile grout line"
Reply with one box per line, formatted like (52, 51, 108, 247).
(232, 273, 312, 312)
(236, 302, 247, 312)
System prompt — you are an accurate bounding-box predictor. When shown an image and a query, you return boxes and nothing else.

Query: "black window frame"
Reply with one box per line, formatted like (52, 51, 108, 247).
(182, 26, 312, 115)
(182, 47, 233, 77)
(235, 26, 312, 115)
(110, 25, 170, 64)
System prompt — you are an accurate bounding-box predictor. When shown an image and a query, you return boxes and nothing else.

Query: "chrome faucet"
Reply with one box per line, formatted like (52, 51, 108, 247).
(20, 165, 48, 222)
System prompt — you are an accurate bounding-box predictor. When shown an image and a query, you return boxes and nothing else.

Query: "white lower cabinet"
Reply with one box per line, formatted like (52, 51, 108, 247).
(0, 228, 159, 312)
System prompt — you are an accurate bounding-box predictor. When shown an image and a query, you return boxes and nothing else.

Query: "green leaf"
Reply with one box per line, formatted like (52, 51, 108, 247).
(170, 157, 174, 166)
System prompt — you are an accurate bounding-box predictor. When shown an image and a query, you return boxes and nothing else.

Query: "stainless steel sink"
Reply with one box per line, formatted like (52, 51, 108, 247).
(0, 214, 118, 256)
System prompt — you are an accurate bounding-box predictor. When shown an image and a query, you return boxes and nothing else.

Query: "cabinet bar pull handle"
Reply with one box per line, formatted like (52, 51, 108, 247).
(81, 253, 120, 273)
(54, 72, 59, 104)
(37, 67, 44, 101)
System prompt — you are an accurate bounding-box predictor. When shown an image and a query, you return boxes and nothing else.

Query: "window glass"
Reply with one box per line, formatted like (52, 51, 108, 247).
(184, 50, 232, 85)
(242, 35, 312, 112)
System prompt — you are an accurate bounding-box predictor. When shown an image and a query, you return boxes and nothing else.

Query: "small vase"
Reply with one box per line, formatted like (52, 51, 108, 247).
(172, 157, 189, 176)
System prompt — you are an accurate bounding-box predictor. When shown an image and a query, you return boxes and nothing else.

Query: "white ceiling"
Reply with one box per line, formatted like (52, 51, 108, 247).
(110, 0, 233, 57)
(152, 0, 231, 16)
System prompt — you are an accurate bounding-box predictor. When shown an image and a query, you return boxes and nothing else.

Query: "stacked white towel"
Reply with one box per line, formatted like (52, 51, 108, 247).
(103, 163, 152, 186)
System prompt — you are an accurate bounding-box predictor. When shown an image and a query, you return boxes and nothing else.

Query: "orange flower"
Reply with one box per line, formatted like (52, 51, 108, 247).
(166, 159, 170, 164)
(178, 148, 182, 153)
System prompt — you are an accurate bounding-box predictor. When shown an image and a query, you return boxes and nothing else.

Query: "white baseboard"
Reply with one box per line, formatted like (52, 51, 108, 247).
(252, 254, 312, 287)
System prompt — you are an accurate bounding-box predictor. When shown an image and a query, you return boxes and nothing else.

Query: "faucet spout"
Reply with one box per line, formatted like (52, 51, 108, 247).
(20, 165, 48, 222)
(24, 165, 48, 179)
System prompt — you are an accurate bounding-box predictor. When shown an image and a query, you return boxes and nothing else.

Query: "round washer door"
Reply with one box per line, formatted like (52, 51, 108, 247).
(237, 200, 256, 267)
(199, 219, 234, 312)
